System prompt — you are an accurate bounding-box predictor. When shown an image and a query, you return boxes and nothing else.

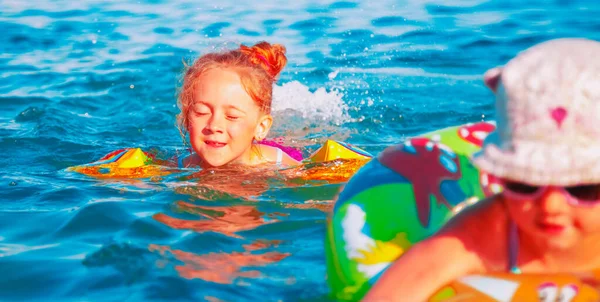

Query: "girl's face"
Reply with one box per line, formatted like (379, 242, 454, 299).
(187, 68, 272, 167)
(504, 183, 600, 250)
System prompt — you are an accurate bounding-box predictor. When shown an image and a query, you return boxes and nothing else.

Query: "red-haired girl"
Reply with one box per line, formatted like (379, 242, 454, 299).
(176, 42, 300, 169)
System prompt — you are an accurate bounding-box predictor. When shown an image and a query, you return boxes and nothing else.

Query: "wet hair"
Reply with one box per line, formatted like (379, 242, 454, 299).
(176, 41, 287, 141)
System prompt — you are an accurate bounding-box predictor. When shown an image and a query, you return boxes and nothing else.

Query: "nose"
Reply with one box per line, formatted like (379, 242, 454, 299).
(205, 114, 224, 133)
(537, 187, 570, 214)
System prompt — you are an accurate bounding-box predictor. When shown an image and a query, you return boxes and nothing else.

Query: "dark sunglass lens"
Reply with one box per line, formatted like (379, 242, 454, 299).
(566, 185, 600, 202)
(503, 181, 540, 194)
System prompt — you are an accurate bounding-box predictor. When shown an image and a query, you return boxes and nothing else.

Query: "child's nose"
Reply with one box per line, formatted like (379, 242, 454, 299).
(206, 115, 225, 132)
(538, 187, 570, 214)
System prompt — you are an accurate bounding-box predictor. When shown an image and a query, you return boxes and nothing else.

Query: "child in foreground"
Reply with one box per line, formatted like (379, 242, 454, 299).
(175, 41, 300, 169)
(364, 38, 600, 301)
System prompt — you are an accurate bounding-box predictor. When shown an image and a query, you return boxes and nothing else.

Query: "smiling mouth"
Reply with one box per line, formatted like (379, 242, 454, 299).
(205, 140, 226, 148)
(537, 222, 566, 234)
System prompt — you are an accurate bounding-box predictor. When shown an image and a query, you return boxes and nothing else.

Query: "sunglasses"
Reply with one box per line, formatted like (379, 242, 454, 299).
(500, 179, 600, 206)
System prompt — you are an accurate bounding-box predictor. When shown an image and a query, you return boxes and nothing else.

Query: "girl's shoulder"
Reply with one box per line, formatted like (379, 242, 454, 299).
(443, 196, 507, 234)
(439, 196, 510, 270)
(255, 144, 300, 166)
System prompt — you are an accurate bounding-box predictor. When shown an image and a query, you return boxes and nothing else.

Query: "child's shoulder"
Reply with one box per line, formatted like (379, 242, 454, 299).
(444, 196, 507, 232)
(255, 144, 300, 166)
(439, 196, 510, 270)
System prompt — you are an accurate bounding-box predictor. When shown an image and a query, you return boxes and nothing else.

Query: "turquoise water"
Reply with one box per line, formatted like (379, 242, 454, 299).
(2, 0, 600, 301)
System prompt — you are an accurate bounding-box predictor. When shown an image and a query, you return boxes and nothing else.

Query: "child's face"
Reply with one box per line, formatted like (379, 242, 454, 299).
(187, 68, 272, 167)
(505, 187, 600, 250)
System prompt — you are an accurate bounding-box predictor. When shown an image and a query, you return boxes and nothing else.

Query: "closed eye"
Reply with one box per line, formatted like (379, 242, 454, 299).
(226, 115, 240, 121)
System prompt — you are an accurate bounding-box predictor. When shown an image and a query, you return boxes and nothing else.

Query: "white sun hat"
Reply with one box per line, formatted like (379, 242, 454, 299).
(472, 38, 600, 186)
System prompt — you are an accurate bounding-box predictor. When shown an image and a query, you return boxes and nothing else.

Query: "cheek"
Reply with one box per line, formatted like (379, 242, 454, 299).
(228, 120, 257, 137)
(187, 116, 203, 132)
(505, 200, 536, 225)
(573, 207, 600, 232)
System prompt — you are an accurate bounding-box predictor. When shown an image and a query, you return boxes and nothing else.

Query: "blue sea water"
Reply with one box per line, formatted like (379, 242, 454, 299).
(2, 0, 600, 301)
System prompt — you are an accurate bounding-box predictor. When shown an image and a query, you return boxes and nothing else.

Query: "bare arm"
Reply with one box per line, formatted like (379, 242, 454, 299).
(363, 198, 504, 302)
(363, 235, 483, 301)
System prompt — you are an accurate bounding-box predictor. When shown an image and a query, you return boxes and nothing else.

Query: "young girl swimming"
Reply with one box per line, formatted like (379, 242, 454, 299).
(176, 41, 301, 169)
(364, 38, 600, 301)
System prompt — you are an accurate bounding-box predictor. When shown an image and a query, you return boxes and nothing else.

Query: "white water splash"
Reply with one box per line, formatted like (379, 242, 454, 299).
(272, 81, 350, 125)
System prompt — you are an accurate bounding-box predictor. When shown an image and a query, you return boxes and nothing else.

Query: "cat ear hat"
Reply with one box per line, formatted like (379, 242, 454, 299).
(472, 38, 600, 186)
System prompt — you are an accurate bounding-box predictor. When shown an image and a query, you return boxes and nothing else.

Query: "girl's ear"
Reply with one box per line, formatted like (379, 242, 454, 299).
(483, 67, 503, 93)
(254, 114, 273, 141)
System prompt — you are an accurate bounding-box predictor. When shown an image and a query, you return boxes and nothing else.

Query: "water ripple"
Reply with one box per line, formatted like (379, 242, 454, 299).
(2, 0, 600, 301)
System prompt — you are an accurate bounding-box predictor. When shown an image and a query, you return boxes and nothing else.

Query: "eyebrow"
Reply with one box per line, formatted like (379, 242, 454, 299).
(194, 102, 246, 114)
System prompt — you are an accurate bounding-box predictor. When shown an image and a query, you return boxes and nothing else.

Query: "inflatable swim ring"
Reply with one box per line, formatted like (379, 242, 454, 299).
(325, 121, 600, 301)
(69, 140, 372, 181)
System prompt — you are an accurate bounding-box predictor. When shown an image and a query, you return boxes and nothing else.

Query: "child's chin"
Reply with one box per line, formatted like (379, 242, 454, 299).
(542, 235, 578, 251)
(202, 157, 229, 168)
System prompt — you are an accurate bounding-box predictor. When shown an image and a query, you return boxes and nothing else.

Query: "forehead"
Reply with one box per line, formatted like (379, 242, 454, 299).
(193, 68, 256, 109)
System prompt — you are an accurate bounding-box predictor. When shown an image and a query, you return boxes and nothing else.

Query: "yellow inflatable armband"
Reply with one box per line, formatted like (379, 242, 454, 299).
(68, 148, 172, 178)
(307, 140, 372, 162)
(69, 140, 373, 181)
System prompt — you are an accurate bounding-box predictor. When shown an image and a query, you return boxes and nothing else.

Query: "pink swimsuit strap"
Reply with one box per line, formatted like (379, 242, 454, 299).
(256, 139, 303, 161)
